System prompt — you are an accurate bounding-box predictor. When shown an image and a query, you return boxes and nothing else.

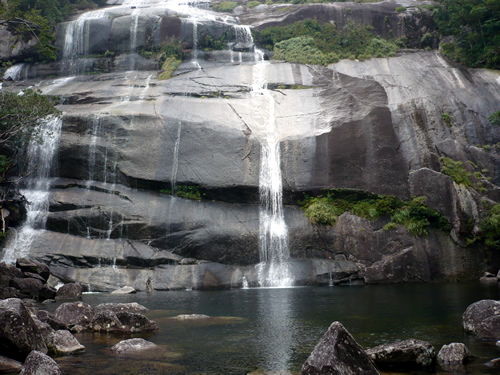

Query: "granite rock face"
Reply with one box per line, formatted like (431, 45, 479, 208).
(1, 0, 499, 290)
(463, 299, 500, 341)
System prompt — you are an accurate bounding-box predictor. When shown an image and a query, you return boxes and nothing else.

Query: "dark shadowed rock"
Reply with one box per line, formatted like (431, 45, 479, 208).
(110, 338, 158, 353)
(46, 330, 85, 355)
(463, 299, 500, 340)
(19, 350, 63, 375)
(479, 272, 498, 285)
(16, 258, 50, 280)
(366, 339, 436, 370)
(39, 285, 57, 301)
(93, 302, 148, 315)
(91, 309, 157, 333)
(31, 316, 54, 336)
(36, 310, 68, 331)
(115, 311, 158, 333)
(437, 343, 473, 372)
(56, 283, 83, 300)
(54, 302, 93, 329)
(0, 299, 47, 361)
(0, 286, 24, 299)
(0, 355, 22, 373)
(0, 262, 23, 281)
(299, 321, 379, 375)
(10, 278, 44, 296)
(486, 358, 500, 368)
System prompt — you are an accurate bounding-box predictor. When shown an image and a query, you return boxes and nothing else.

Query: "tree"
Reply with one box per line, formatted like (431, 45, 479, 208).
(0, 89, 60, 233)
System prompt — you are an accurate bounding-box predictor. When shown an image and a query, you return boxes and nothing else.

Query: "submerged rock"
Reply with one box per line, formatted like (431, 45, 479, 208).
(19, 350, 63, 375)
(299, 321, 380, 374)
(174, 314, 210, 320)
(463, 299, 500, 340)
(110, 338, 158, 353)
(0, 298, 47, 361)
(93, 302, 148, 315)
(91, 310, 158, 333)
(46, 330, 85, 355)
(437, 342, 473, 372)
(111, 286, 136, 294)
(366, 339, 436, 370)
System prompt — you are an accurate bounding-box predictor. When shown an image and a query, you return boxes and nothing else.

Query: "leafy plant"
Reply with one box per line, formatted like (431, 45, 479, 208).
(300, 190, 450, 236)
(247, 1, 262, 8)
(488, 111, 500, 127)
(160, 185, 202, 201)
(395, 6, 406, 12)
(440, 157, 472, 187)
(442, 112, 451, 127)
(212, 1, 238, 12)
(158, 57, 181, 80)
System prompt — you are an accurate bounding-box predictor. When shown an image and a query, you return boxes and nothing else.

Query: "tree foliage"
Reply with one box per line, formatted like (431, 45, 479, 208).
(255, 19, 399, 65)
(434, 0, 500, 68)
(0, 0, 106, 62)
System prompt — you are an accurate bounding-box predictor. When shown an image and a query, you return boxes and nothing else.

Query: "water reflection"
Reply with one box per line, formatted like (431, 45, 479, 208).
(255, 288, 296, 373)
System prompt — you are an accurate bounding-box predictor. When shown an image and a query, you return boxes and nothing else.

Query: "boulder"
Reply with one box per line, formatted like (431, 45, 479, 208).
(46, 330, 85, 355)
(0, 299, 47, 361)
(31, 317, 55, 337)
(486, 358, 500, 368)
(110, 338, 158, 353)
(437, 343, 473, 371)
(36, 310, 68, 331)
(299, 321, 380, 375)
(93, 302, 148, 315)
(463, 299, 500, 340)
(19, 350, 63, 375)
(56, 283, 83, 300)
(54, 302, 93, 329)
(39, 285, 57, 301)
(91, 310, 158, 333)
(479, 272, 498, 285)
(15, 258, 50, 280)
(0, 262, 23, 281)
(0, 355, 22, 374)
(366, 339, 436, 370)
(9, 278, 44, 296)
(115, 311, 158, 333)
(0, 286, 24, 299)
(111, 286, 136, 294)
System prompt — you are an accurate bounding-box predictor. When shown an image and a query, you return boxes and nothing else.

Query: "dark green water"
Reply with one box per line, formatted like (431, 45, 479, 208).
(50, 283, 500, 374)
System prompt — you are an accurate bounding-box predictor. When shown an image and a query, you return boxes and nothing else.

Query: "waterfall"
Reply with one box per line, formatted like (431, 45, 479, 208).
(233, 25, 254, 52)
(1, 116, 63, 264)
(62, 10, 107, 73)
(250, 43, 292, 287)
(3, 64, 25, 81)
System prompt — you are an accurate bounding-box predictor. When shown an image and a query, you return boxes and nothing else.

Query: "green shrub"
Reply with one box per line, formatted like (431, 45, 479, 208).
(300, 190, 449, 236)
(160, 185, 201, 200)
(158, 57, 181, 80)
(247, 1, 262, 8)
(256, 19, 399, 65)
(442, 112, 451, 127)
(480, 204, 500, 250)
(488, 111, 500, 127)
(213, 1, 238, 12)
(396, 6, 406, 12)
(440, 157, 472, 187)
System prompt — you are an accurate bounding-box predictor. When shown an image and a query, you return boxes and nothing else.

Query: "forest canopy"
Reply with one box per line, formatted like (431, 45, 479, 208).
(434, 0, 500, 68)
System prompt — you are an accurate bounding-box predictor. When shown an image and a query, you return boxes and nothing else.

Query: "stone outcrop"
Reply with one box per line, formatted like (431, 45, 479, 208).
(54, 302, 94, 330)
(437, 343, 473, 371)
(0, 0, 499, 290)
(366, 339, 436, 370)
(0, 261, 56, 301)
(46, 330, 85, 356)
(56, 283, 83, 300)
(19, 350, 63, 375)
(299, 321, 380, 375)
(110, 338, 158, 353)
(463, 299, 500, 341)
(0, 299, 47, 361)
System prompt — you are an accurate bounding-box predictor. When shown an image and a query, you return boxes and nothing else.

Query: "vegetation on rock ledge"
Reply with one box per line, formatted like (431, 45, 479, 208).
(254, 19, 400, 65)
(300, 190, 450, 236)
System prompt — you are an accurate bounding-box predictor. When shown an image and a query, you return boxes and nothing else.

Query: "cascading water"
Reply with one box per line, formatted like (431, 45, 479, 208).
(62, 10, 107, 73)
(3, 64, 25, 81)
(250, 41, 293, 288)
(1, 116, 63, 264)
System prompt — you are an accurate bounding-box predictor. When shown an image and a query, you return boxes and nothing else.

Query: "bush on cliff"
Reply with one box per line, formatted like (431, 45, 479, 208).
(255, 19, 399, 65)
(301, 190, 450, 236)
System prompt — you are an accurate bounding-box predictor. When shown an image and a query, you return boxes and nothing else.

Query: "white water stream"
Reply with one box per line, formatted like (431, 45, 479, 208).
(1, 116, 63, 263)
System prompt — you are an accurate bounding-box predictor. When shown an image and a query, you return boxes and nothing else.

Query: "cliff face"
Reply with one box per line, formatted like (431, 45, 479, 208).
(1, 0, 499, 290)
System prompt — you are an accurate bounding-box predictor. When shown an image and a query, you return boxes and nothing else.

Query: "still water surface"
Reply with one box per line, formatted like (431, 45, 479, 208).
(50, 283, 500, 374)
